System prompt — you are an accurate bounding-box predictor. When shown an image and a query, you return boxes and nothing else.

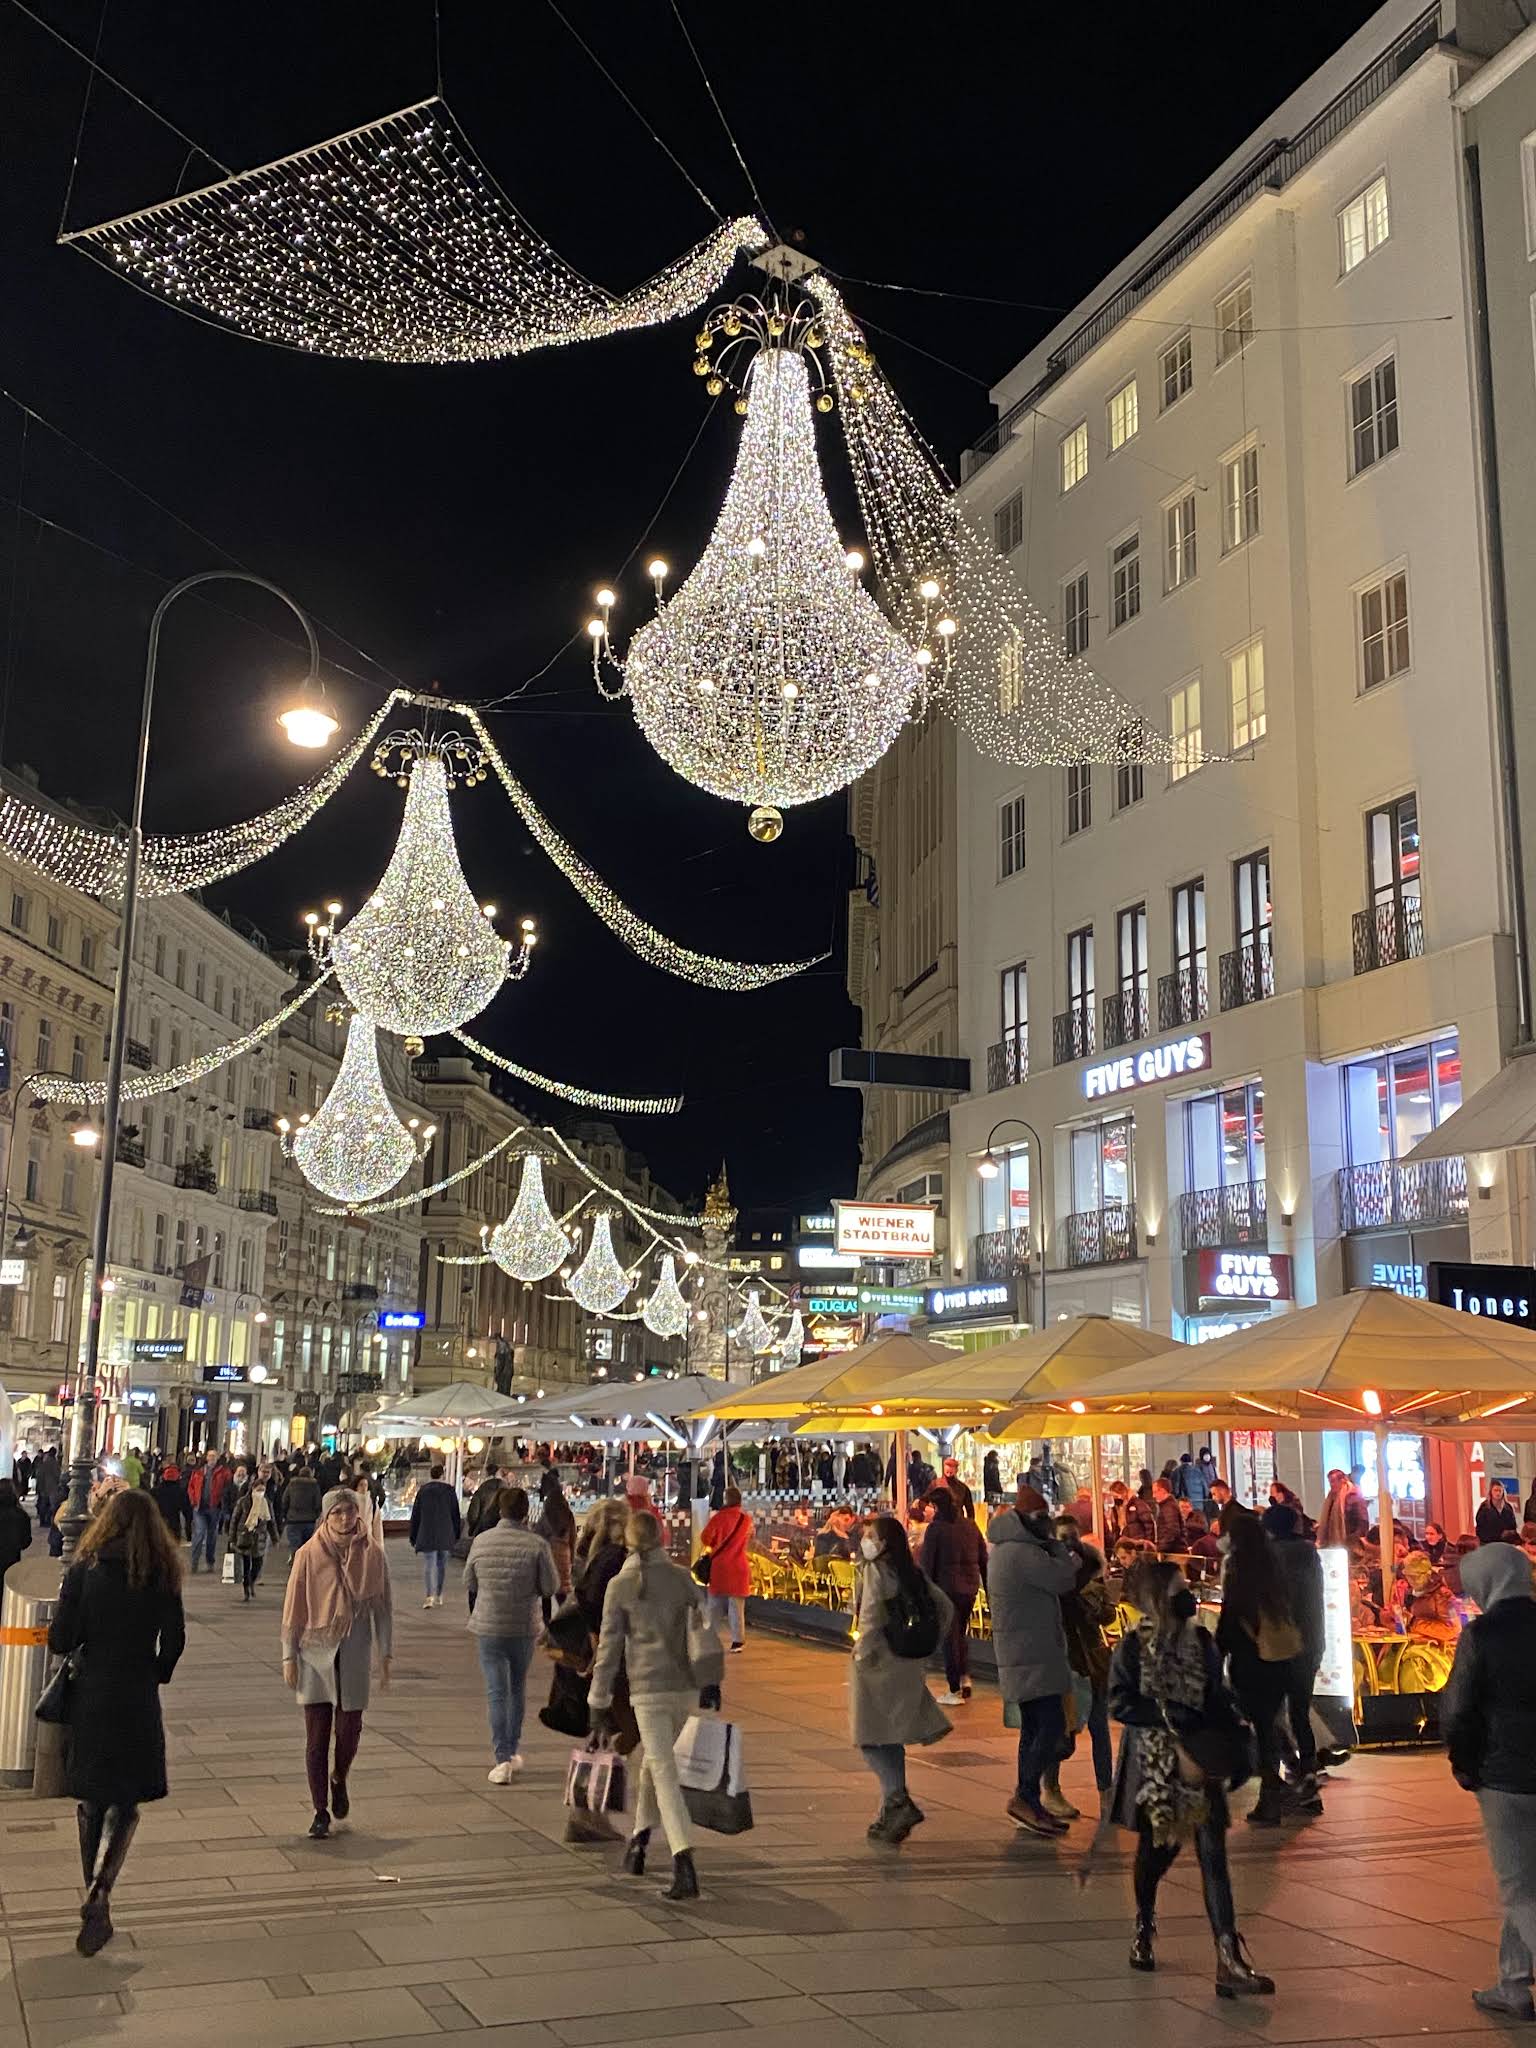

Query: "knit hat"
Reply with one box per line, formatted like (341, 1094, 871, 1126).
(1015, 1484, 1048, 1515)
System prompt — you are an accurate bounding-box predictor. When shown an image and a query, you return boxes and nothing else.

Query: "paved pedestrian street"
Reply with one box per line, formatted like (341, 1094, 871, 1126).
(0, 1546, 1513, 2048)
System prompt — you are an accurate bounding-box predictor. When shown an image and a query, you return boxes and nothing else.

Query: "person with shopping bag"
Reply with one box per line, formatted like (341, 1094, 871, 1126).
(542, 1499, 639, 1844)
(589, 1509, 724, 1903)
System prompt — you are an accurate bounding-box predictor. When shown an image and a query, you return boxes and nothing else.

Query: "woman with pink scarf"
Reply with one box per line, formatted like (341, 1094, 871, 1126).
(281, 1489, 393, 1839)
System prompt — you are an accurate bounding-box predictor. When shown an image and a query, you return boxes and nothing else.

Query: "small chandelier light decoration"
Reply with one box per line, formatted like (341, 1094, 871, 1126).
(566, 1211, 632, 1316)
(734, 1289, 777, 1354)
(278, 1014, 435, 1205)
(641, 1252, 690, 1340)
(777, 1307, 806, 1368)
(317, 733, 535, 1037)
(487, 1151, 570, 1282)
(588, 292, 925, 839)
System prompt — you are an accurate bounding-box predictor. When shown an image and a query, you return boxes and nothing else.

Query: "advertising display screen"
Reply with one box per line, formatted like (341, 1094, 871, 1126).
(1315, 1547, 1354, 1700)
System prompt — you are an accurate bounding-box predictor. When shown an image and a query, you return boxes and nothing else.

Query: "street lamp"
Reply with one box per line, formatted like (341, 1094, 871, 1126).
(63, 570, 334, 1555)
(974, 1116, 1047, 1325)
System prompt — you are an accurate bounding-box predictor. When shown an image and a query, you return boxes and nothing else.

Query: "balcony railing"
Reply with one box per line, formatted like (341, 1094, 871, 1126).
(1338, 1156, 1467, 1232)
(972, 1226, 1032, 1280)
(1158, 964, 1207, 1030)
(1353, 897, 1424, 974)
(125, 1040, 153, 1070)
(114, 1134, 146, 1170)
(174, 1162, 217, 1194)
(1063, 1203, 1138, 1267)
(985, 1037, 1028, 1091)
(1177, 1179, 1267, 1250)
(243, 1107, 276, 1133)
(238, 1189, 279, 1215)
(1053, 1006, 1095, 1066)
(1219, 932, 1275, 1011)
(1102, 986, 1151, 1050)
(343, 1281, 379, 1302)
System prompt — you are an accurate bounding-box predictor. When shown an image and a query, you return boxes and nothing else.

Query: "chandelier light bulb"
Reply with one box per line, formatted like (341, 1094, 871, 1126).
(845, 549, 865, 573)
(918, 577, 941, 602)
(596, 588, 616, 609)
(937, 617, 958, 638)
(278, 702, 340, 750)
(647, 559, 669, 582)
(746, 535, 767, 559)
(641, 1252, 690, 1340)
(284, 1014, 426, 1204)
(566, 1212, 631, 1315)
(487, 1151, 569, 1281)
(734, 1289, 777, 1353)
(587, 618, 605, 638)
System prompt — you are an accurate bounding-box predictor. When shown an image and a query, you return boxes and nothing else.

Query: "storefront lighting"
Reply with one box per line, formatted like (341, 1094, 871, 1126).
(976, 1153, 1000, 1180)
(254, 1310, 269, 1324)
(70, 1123, 100, 1148)
(870, 1403, 884, 1416)
(1361, 1388, 1383, 1416)
(248, 1363, 269, 1383)
(1068, 1399, 1086, 1414)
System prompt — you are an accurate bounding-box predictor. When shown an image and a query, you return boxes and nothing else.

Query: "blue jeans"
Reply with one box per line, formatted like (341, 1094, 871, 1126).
(285, 1520, 315, 1556)
(1014, 1692, 1067, 1807)
(861, 1743, 906, 1803)
(422, 1549, 450, 1598)
(191, 1509, 217, 1569)
(707, 1593, 746, 1644)
(476, 1634, 535, 1761)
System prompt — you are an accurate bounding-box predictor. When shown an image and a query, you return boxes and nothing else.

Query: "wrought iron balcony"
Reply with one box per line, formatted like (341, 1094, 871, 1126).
(343, 1281, 379, 1302)
(1102, 986, 1151, 1050)
(1063, 1203, 1138, 1267)
(1219, 933, 1274, 1011)
(238, 1189, 279, 1216)
(972, 1226, 1032, 1280)
(243, 1106, 276, 1132)
(985, 1037, 1028, 1091)
(125, 1040, 153, 1070)
(1337, 1156, 1466, 1232)
(114, 1134, 146, 1169)
(1053, 1007, 1095, 1066)
(1353, 897, 1424, 974)
(174, 1162, 218, 1194)
(1177, 1179, 1267, 1250)
(1158, 964, 1207, 1030)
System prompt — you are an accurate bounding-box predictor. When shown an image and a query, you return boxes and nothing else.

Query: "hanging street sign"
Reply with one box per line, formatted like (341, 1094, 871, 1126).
(833, 1200, 937, 1259)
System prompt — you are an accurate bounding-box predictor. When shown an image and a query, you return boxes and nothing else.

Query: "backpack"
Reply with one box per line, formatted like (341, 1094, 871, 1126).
(883, 1571, 942, 1660)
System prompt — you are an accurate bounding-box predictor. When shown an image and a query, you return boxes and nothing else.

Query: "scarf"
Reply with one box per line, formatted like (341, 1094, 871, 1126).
(281, 1501, 389, 1653)
(1135, 1620, 1211, 1846)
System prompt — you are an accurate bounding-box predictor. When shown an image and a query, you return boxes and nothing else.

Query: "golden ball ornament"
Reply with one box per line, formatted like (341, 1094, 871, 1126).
(404, 1035, 425, 1058)
(747, 804, 784, 844)
(723, 314, 741, 335)
(734, 396, 749, 415)
(695, 328, 712, 349)
(815, 392, 835, 414)
(706, 375, 724, 397)
(692, 357, 710, 377)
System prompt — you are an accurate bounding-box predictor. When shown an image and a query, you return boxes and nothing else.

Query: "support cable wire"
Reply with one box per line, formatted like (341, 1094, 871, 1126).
(9, 0, 232, 173)
(667, 0, 775, 240)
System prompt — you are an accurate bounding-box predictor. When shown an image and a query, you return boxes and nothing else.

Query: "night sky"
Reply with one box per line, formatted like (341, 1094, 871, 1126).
(0, 0, 1379, 1211)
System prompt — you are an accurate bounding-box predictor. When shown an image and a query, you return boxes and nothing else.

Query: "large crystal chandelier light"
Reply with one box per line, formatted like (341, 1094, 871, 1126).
(279, 1015, 434, 1205)
(734, 1289, 776, 1353)
(641, 1253, 690, 1340)
(325, 736, 534, 1036)
(487, 1153, 570, 1282)
(566, 1212, 631, 1316)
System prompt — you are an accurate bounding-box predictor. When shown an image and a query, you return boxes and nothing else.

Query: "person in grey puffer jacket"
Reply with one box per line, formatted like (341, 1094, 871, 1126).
(590, 1510, 723, 1905)
(988, 1483, 1081, 1838)
(464, 1487, 556, 1782)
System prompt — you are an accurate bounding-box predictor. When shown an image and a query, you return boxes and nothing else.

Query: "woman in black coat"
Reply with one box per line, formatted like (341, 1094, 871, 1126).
(918, 1487, 986, 1703)
(48, 1489, 184, 1956)
(0, 1479, 32, 1580)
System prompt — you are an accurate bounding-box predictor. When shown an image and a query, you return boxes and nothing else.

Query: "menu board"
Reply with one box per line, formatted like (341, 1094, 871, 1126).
(1315, 1546, 1354, 1699)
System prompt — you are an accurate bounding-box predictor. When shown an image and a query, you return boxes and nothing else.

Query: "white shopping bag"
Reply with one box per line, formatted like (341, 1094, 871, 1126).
(221, 1549, 236, 1584)
(674, 1715, 748, 1796)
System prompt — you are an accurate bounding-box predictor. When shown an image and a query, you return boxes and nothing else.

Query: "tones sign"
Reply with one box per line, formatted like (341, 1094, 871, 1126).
(833, 1200, 936, 1259)
(1428, 1261, 1536, 1330)
(1195, 1249, 1294, 1302)
(1082, 1030, 1211, 1101)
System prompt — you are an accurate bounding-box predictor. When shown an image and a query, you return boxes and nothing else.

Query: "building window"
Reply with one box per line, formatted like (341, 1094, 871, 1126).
(287, 1068, 299, 1100)
(1116, 755, 1145, 812)
(1117, 902, 1149, 1040)
(6, 893, 24, 933)
(1339, 174, 1390, 273)
(1524, 136, 1536, 259)
(1233, 849, 1273, 996)
(1368, 791, 1421, 922)
(80, 932, 95, 971)
(1109, 530, 1141, 630)
(160, 1118, 174, 1166)
(1221, 443, 1260, 552)
(1108, 379, 1139, 450)
(213, 974, 224, 1014)
(194, 961, 206, 1003)
(153, 1213, 167, 1272)
(999, 963, 1028, 1087)
(1358, 569, 1410, 689)
(1172, 878, 1207, 1015)
(1228, 637, 1267, 748)
(1065, 763, 1092, 837)
(998, 638, 1022, 715)
(998, 794, 1026, 879)
(1216, 278, 1254, 362)
(45, 913, 61, 953)
(70, 1032, 85, 1082)
(60, 1159, 77, 1213)
(1349, 355, 1399, 476)
(153, 935, 165, 978)
(1160, 332, 1193, 410)
(0, 1003, 11, 1056)
(1164, 490, 1197, 591)
(1169, 678, 1202, 782)
(1185, 1083, 1266, 1202)
(978, 1142, 1030, 1238)
(1062, 572, 1090, 659)
(174, 949, 186, 990)
(1066, 926, 1095, 1055)
(35, 1016, 51, 1070)
(994, 490, 1024, 555)
(1060, 421, 1088, 493)
(1070, 1116, 1134, 1221)
(1344, 1035, 1458, 1169)
(23, 1140, 41, 1204)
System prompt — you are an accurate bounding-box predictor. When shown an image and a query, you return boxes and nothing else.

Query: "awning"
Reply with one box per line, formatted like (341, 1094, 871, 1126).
(1403, 1053, 1536, 1163)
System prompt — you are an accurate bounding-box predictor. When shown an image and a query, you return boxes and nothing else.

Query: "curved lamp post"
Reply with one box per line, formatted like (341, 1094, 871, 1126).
(975, 1116, 1047, 1326)
(61, 572, 335, 1555)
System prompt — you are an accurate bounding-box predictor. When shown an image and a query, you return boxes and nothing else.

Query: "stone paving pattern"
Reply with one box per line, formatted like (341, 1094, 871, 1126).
(0, 1543, 1515, 2048)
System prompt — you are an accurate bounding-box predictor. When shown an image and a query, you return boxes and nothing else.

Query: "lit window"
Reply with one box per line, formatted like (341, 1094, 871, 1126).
(999, 795, 1026, 879)
(1349, 355, 1399, 476)
(1062, 572, 1090, 659)
(993, 489, 1024, 554)
(1169, 678, 1202, 782)
(1359, 570, 1411, 689)
(1108, 380, 1139, 450)
(1160, 332, 1193, 409)
(1060, 421, 1088, 493)
(998, 638, 1022, 715)
(1215, 279, 1253, 363)
(1229, 638, 1267, 748)
(1109, 531, 1140, 630)
(1221, 444, 1260, 552)
(1165, 490, 1197, 590)
(1065, 763, 1092, 837)
(1339, 175, 1390, 273)
(1116, 725, 1145, 812)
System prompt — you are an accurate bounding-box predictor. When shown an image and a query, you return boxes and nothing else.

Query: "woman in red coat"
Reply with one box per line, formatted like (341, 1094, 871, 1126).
(699, 1485, 754, 1653)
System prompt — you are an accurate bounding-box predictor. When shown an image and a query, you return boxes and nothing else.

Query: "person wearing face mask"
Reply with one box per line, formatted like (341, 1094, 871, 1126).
(989, 1483, 1081, 1837)
(1109, 1557, 1274, 2000)
(850, 1515, 953, 1843)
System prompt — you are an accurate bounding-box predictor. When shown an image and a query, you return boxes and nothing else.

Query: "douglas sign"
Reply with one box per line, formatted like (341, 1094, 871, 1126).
(1082, 1031, 1210, 1100)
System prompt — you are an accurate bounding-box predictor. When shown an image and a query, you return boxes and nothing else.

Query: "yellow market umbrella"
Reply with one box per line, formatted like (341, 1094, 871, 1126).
(880, 1314, 1176, 1414)
(696, 1329, 957, 1421)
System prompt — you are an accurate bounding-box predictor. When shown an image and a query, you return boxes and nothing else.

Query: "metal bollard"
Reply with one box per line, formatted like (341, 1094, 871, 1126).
(0, 1557, 62, 1791)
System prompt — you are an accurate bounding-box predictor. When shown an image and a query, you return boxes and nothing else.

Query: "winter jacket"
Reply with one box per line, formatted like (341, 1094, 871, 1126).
(1272, 1532, 1325, 1664)
(49, 1550, 184, 1807)
(409, 1479, 462, 1553)
(465, 1478, 504, 1544)
(848, 1559, 953, 1749)
(1151, 1496, 1185, 1552)
(464, 1521, 556, 1637)
(1476, 1499, 1519, 1546)
(919, 1515, 987, 1603)
(1174, 1459, 1211, 1512)
(281, 1474, 322, 1525)
(1118, 1496, 1158, 1546)
(186, 1465, 232, 1514)
(153, 1476, 189, 1539)
(533, 1506, 575, 1595)
(699, 1506, 754, 1601)
(0, 1501, 31, 1581)
(589, 1548, 719, 1708)
(986, 1507, 1079, 1703)
(1317, 1484, 1369, 1548)
(1444, 1595, 1536, 1793)
(1107, 1620, 1245, 1833)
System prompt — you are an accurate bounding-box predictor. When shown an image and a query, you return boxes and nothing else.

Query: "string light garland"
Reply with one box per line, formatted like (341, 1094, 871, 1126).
(34, 972, 331, 1104)
(450, 1030, 681, 1115)
(315, 1123, 526, 1216)
(487, 1152, 571, 1282)
(589, 331, 921, 836)
(323, 747, 535, 1036)
(62, 97, 767, 365)
(641, 1252, 690, 1340)
(567, 1212, 632, 1315)
(278, 1014, 436, 1204)
(542, 1125, 722, 1230)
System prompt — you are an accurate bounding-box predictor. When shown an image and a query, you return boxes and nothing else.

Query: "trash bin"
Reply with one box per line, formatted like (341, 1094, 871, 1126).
(0, 1557, 59, 1786)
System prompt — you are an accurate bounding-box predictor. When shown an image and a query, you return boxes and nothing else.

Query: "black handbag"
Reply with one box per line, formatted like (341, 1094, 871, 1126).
(1168, 1708, 1255, 1789)
(35, 1646, 81, 1725)
(691, 1552, 713, 1586)
(540, 1601, 593, 1667)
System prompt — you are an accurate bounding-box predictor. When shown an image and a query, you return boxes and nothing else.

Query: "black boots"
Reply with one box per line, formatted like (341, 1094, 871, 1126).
(331, 1776, 350, 1820)
(308, 1811, 330, 1840)
(868, 1793, 925, 1844)
(620, 1827, 651, 1876)
(1130, 1916, 1156, 1972)
(77, 1806, 138, 1956)
(1214, 1933, 1275, 1998)
(1245, 1782, 1288, 1828)
(76, 1804, 104, 1889)
(661, 1850, 699, 1902)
